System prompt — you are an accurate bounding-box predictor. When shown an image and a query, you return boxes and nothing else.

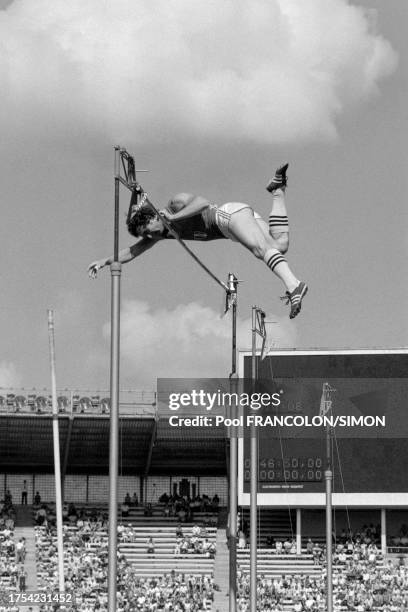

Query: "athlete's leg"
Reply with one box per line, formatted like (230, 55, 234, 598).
(266, 164, 290, 253)
(253, 213, 308, 318)
(228, 208, 299, 293)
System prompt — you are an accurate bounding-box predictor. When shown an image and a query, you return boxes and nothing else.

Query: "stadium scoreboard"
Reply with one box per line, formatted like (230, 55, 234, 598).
(238, 349, 408, 506)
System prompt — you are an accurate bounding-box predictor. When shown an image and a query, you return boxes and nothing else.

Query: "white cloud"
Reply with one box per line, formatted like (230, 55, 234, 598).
(0, 361, 22, 388)
(0, 0, 397, 146)
(100, 299, 296, 387)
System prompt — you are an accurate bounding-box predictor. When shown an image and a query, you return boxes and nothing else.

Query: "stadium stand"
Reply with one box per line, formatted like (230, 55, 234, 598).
(2, 385, 408, 610)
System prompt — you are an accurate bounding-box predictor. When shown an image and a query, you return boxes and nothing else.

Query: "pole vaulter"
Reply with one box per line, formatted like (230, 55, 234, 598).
(88, 156, 308, 319)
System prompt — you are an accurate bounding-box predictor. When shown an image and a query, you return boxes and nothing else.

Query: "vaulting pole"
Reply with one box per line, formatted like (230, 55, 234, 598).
(228, 273, 239, 612)
(108, 146, 122, 612)
(47, 310, 65, 594)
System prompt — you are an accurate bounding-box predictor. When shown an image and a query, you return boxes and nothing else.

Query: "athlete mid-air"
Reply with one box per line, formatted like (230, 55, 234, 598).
(88, 164, 308, 318)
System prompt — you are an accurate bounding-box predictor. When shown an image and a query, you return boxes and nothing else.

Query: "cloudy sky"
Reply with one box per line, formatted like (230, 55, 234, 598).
(0, 0, 406, 391)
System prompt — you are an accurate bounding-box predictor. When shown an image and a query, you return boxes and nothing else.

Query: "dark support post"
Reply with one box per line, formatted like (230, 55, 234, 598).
(321, 382, 335, 612)
(228, 273, 239, 612)
(325, 463, 333, 612)
(108, 147, 122, 612)
(325, 419, 333, 612)
(250, 307, 267, 612)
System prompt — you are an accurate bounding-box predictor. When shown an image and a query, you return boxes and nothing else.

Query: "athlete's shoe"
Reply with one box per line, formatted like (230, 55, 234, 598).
(281, 281, 308, 319)
(266, 163, 289, 192)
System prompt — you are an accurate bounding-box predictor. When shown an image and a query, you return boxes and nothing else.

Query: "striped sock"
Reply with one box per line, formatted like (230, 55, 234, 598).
(264, 248, 286, 271)
(269, 215, 289, 233)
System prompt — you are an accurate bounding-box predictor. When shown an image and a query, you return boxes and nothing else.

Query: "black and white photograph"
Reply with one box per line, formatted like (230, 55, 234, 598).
(0, 0, 407, 610)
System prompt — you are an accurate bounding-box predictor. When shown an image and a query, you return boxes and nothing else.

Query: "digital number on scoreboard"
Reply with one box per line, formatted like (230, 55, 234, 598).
(243, 457, 323, 483)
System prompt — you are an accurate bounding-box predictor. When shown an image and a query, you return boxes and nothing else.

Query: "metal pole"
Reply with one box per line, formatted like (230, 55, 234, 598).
(325, 423, 333, 612)
(249, 307, 258, 612)
(381, 509, 387, 556)
(228, 274, 238, 612)
(296, 508, 302, 554)
(113, 147, 120, 261)
(108, 147, 122, 612)
(47, 310, 65, 594)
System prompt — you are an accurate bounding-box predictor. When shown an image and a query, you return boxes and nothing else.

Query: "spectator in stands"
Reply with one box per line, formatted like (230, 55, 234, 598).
(144, 502, 153, 517)
(212, 493, 220, 509)
(159, 492, 170, 504)
(266, 534, 275, 549)
(146, 537, 155, 554)
(306, 537, 314, 554)
(18, 564, 27, 592)
(34, 491, 41, 506)
(312, 542, 322, 565)
(5, 513, 15, 531)
(177, 506, 187, 523)
(15, 539, 25, 563)
(174, 538, 181, 557)
(21, 480, 28, 505)
(283, 537, 292, 554)
(67, 503, 77, 523)
(238, 529, 246, 549)
(124, 492, 131, 505)
(191, 523, 201, 537)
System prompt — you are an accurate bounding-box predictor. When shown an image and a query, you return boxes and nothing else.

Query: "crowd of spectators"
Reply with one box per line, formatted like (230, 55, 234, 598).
(159, 492, 219, 523)
(34, 501, 109, 530)
(330, 540, 408, 611)
(121, 492, 139, 517)
(336, 524, 381, 547)
(0, 495, 28, 599)
(174, 523, 216, 558)
(36, 527, 214, 610)
(236, 531, 408, 611)
(34, 501, 214, 611)
(237, 572, 327, 611)
(36, 521, 109, 610)
(389, 524, 408, 548)
(116, 571, 213, 611)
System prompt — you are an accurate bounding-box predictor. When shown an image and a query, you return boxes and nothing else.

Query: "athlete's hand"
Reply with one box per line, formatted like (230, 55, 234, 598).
(88, 260, 104, 279)
(159, 209, 174, 221)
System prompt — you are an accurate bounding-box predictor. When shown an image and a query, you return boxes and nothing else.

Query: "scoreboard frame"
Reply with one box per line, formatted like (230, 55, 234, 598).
(237, 348, 408, 508)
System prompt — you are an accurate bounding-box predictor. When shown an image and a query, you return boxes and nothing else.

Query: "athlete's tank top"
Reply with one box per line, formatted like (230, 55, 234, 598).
(163, 203, 225, 241)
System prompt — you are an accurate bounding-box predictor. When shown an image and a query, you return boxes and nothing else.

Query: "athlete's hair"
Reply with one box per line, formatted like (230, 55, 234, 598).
(126, 189, 156, 237)
(126, 208, 156, 237)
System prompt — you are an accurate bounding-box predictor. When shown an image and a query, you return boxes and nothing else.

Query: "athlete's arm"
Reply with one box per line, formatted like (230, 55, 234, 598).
(162, 193, 210, 221)
(88, 238, 157, 278)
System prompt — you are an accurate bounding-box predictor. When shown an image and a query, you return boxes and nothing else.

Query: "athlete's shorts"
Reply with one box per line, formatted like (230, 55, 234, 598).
(215, 202, 261, 241)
